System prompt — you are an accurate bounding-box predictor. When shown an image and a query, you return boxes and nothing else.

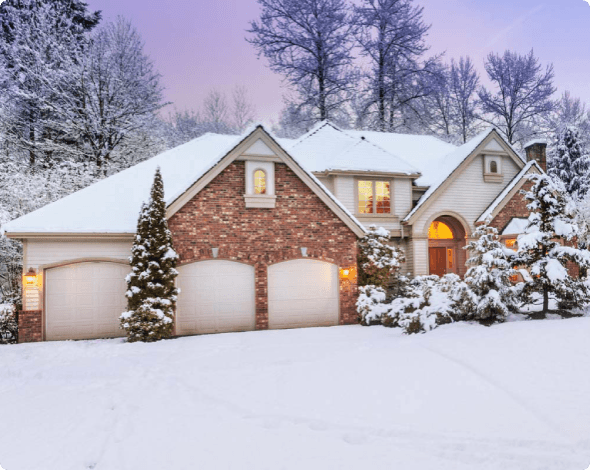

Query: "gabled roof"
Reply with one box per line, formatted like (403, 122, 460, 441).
(3, 125, 367, 238)
(476, 160, 543, 224)
(403, 127, 527, 224)
(285, 121, 421, 176)
(346, 129, 457, 185)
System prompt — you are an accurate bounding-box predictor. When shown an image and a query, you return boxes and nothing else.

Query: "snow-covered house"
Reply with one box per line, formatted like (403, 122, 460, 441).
(3, 123, 546, 342)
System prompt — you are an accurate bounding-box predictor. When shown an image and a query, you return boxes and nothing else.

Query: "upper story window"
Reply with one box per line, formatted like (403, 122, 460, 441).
(483, 155, 503, 182)
(358, 180, 391, 214)
(490, 160, 498, 173)
(254, 170, 266, 194)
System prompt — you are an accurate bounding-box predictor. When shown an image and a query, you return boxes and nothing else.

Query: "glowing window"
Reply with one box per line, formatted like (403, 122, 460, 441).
(505, 239, 517, 249)
(358, 180, 391, 214)
(490, 161, 498, 173)
(447, 248, 454, 269)
(428, 221, 454, 239)
(254, 170, 266, 194)
(358, 181, 373, 214)
(376, 182, 391, 214)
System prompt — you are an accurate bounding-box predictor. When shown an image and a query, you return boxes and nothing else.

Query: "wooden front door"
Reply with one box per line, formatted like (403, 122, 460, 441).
(429, 247, 447, 277)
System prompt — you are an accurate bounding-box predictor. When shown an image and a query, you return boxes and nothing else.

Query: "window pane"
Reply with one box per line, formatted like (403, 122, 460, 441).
(490, 161, 498, 173)
(375, 181, 390, 214)
(358, 181, 373, 214)
(254, 170, 266, 194)
(428, 221, 454, 239)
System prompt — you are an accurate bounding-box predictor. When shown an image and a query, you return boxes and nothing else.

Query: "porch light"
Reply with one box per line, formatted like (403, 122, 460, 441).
(212, 247, 219, 259)
(300, 247, 308, 257)
(339, 266, 357, 280)
(24, 268, 37, 285)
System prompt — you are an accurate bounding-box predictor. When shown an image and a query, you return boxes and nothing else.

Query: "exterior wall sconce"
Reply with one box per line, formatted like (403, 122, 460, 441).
(300, 247, 308, 257)
(211, 248, 219, 259)
(24, 267, 37, 285)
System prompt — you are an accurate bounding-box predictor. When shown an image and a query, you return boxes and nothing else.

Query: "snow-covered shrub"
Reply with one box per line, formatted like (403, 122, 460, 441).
(464, 222, 518, 323)
(514, 173, 590, 316)
(381, 275, 468, 334)
(357, 285, 390, 325)
(121, 168, 179, 343)
(0, 304, 18, 344)
(358, 225, 405, 290)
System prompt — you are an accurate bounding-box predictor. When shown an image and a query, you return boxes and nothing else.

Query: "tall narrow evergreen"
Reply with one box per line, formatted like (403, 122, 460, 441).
(121, 168, 179, 342)
(549, 126, 590, 200)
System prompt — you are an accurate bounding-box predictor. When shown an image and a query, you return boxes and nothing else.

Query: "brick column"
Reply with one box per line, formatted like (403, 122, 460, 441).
(255, 264, 269, 330)
(18, 310, 42, 343)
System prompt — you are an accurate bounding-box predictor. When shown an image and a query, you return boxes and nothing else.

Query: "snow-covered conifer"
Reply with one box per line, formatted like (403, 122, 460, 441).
(548, 126, 590, 199)
(0, 304, 18, 344)
(514, 173, 590, 315)
(121, 168, 179, 342)
(464, 222, 518, 323)
(358, 225, 405, 289)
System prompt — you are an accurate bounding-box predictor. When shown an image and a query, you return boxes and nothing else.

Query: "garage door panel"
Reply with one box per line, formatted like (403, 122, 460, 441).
(268, 260, 339, 330)
(46, 262, 128, 341)
(176, 261, 256, 336)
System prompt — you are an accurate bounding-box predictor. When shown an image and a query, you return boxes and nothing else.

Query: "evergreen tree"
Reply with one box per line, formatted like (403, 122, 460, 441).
(358, 225, 405, 290)
(549, 126, 590, 199)
(464, 222, 518, 323)
(121, 168, 179, 342)
(514, 174, 590, 316)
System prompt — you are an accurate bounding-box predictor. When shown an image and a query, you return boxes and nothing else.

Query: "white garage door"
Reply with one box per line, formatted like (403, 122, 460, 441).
(268, 260, 339, 329)
(45, 262, 128, 341)
(176, 261, 256, 335)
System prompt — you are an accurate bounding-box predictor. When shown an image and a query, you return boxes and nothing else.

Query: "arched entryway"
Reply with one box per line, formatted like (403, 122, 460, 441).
(428, 216, 468, 277)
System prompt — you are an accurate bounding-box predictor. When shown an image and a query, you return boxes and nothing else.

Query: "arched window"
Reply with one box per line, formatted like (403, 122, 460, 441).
(490, 160, 498, 173)
(254, 170, 266, 194)
(428, 221, 454, 239)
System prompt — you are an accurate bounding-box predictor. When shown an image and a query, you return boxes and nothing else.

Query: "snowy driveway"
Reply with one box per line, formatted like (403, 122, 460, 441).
(1, 320, 590, 470)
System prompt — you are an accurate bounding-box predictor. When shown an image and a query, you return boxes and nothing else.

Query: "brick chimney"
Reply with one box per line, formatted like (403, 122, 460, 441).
(524, 140, 547, 172)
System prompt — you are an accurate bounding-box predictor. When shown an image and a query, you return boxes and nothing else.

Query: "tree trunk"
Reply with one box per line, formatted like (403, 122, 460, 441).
(542, 285, 549, 316)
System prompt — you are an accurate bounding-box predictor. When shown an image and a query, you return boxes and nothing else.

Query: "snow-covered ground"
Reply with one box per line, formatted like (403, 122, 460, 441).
(1, 320, 590, 470)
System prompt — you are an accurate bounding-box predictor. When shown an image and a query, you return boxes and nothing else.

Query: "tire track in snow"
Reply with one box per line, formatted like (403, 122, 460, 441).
(418, 343, 572, 442)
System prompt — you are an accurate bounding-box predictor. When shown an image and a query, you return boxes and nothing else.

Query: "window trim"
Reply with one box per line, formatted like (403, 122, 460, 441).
(354, 177, 394, 217)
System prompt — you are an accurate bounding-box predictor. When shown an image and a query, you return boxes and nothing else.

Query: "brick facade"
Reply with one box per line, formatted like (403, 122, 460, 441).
(18, 310, 43, 343)
(489, 181, 533, 233)
(168, 161, 359, 328)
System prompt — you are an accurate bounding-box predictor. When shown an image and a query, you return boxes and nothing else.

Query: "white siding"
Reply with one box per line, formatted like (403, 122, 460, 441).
(414, 155, 521, 236)
(412, 238, 429, 277)
(316, 176, 335, 194)
(26, 239, 132, 268)
(332, 175, 355, 211)
(394, 178, 412, 219)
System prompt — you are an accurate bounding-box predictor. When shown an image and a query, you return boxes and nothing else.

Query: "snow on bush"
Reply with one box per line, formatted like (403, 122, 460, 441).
(358, 225, 405, 290)
(0, 304, 18, 344)
(464, 222, 519, 323)
(359, 274, 478, 334)
(121, 168, 179, 343)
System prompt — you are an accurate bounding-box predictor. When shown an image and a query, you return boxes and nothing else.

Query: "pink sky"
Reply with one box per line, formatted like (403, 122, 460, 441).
(86, 0, 590, 124)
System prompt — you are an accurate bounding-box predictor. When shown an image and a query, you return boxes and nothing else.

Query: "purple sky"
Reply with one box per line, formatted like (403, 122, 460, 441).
(86, 0, 590, 124)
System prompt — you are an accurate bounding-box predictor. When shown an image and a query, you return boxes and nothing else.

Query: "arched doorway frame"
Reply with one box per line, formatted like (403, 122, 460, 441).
(422, 212, 470, 277)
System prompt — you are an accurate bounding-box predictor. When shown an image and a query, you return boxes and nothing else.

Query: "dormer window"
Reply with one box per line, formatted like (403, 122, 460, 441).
(244, 161, 276, 208)
(484, 156, 503, 183)
(357, 180, 391, 215)
(254, 170, 266, 194)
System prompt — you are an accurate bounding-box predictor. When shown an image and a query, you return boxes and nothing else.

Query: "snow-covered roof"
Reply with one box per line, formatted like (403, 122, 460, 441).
(2, 125, 366, 236)
(403, 128, 526, 223)
(285, 122, 421, 175)
(477, 160, 543, 224)
(502, 218, 529, 236)
(346, 129, 457, 186)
